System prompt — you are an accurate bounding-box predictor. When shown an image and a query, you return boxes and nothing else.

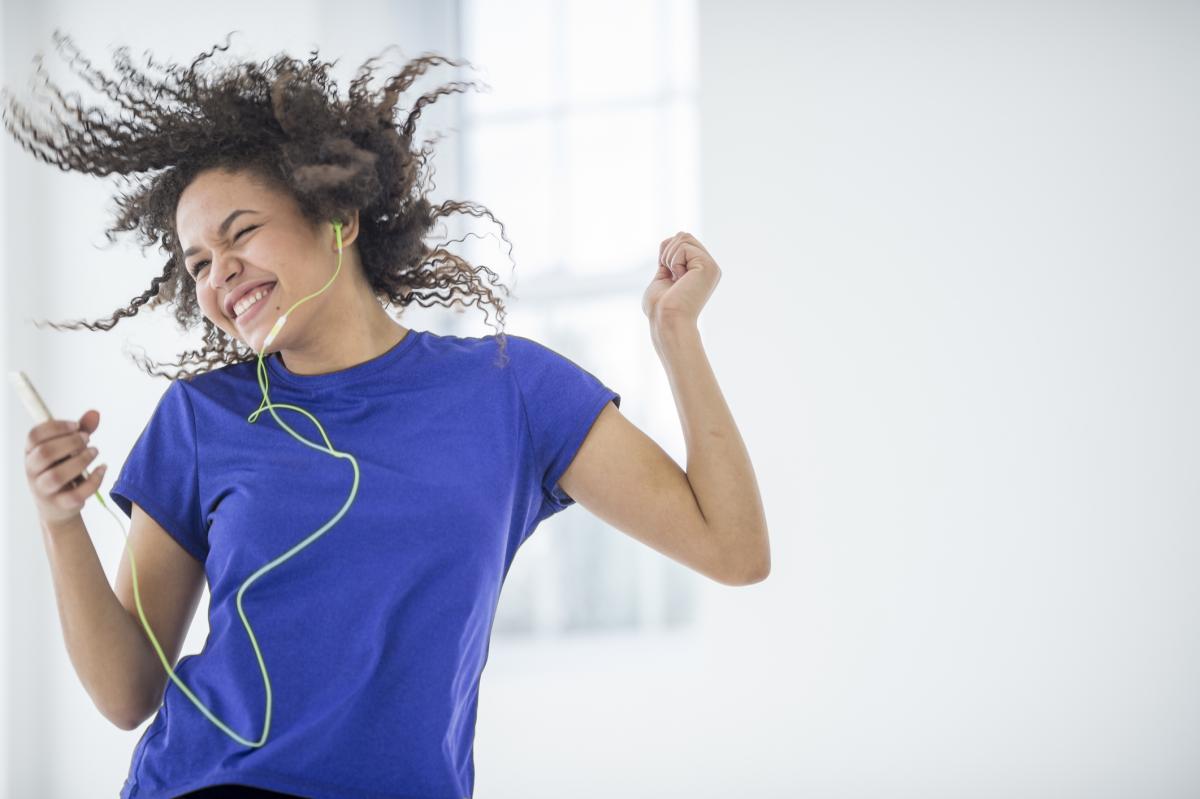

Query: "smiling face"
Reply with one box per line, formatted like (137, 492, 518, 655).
(175, 167, 355, 353)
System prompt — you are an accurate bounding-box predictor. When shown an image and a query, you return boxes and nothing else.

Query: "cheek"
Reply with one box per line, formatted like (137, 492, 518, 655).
(197, 289, 227, 322)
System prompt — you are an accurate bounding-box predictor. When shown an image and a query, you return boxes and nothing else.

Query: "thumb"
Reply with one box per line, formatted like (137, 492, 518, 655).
(78, 408, 100, 434)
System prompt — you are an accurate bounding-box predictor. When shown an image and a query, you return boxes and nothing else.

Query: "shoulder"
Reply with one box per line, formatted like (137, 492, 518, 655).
(424, 330, 550, 371)
(495, 332, 569, 365)
(170, 360, 248, 397)
(163, 368, 229, 414)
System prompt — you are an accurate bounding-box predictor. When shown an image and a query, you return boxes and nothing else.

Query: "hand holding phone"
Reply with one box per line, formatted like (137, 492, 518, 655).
(9, 371, 106, 527)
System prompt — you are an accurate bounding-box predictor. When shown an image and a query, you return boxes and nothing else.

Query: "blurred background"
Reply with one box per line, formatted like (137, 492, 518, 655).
(2, 0, 1198, 796)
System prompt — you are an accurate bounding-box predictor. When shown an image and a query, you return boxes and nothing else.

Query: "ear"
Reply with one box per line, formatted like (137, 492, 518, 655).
(330, 209, 361, 251)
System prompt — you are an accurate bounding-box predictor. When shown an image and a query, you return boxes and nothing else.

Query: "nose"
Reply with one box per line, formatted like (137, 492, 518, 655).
(206, 251, 243, 297)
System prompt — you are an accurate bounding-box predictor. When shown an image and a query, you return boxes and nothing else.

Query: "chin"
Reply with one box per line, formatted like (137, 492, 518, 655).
(245, 334, 273, 355)
(221, 321, 260, 354)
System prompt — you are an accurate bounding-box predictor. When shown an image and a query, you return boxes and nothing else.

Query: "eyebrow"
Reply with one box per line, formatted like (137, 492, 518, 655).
(182, 209, 258, 259)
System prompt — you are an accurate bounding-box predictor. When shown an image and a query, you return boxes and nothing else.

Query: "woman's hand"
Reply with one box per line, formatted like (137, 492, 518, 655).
(24, 409, 105, 527)
(642, 231, 722, 329)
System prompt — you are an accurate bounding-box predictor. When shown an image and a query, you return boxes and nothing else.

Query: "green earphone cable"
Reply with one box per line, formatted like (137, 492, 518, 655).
(87, 220, 357, 747)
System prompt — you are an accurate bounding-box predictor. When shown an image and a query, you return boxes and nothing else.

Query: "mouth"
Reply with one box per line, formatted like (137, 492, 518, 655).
(232, 283, 277, 326)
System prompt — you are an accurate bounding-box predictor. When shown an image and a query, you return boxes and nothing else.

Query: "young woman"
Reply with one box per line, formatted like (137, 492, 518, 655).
(12, 30, 770, 799)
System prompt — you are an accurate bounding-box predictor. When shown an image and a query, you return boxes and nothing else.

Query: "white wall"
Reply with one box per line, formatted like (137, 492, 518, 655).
(681, 0, 1200, 796)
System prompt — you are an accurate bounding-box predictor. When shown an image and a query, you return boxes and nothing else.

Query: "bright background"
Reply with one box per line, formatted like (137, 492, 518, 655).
(2, 0, 1198, 797)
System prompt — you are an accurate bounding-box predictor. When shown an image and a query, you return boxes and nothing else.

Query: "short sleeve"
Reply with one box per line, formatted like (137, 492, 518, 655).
(109, 380, 209, 564)
(507, 335, 622, 519)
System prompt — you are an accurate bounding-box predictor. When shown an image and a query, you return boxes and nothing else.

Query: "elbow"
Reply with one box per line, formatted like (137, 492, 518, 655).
(747, 531, 772, 583)
(113, 704, 154, 732)
(101, 691, 155, 732)
(715, 526, 771, 586)
(715, 551, 771, 587)
(740, 558, 770, 585)
(707, 527, 772, 586)
(734, 547, 771, 586)
(99, 703, 138, 732)
(113, 716, 140, 732)
(104, 701, 144, 732)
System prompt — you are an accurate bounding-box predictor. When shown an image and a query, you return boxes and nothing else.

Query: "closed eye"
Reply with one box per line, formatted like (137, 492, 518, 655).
(189, 225, 260, 277)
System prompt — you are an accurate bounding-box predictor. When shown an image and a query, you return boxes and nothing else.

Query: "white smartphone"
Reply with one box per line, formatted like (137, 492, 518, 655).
(8, 370, 93, 486)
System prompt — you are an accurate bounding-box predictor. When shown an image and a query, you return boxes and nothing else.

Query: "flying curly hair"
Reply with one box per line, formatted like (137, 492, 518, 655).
(0, 29, 516, 382)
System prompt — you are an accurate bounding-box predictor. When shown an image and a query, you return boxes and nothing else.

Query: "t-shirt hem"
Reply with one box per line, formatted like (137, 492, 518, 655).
(110, 481, 208, 566)
(545, 388, 621, 508)
(122, 766, 468, 799)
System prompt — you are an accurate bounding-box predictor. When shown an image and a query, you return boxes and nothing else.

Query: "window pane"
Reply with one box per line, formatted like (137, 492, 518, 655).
(565, 0, 663, 103)
(457, 0, 704, 637)
(665, 0, 700, 94)
(565, 105, 661, 276)
(665, 96, 702, 234)
(462, 0, 557, 116)
(462, 117, 557, 282)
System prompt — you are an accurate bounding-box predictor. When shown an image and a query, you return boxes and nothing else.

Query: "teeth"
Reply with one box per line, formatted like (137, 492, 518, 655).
(234, 285, 273, 317)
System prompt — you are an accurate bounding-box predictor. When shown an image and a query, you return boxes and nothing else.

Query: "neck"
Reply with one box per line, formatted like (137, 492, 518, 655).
(273, 291, 408, 377)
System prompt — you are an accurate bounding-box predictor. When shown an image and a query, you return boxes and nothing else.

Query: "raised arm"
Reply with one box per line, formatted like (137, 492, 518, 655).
(557, 231, 770, 586)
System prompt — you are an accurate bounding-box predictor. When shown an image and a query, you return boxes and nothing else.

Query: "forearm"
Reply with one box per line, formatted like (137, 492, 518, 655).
(650, 317, 770, 580)
(40, 514, 163, 729)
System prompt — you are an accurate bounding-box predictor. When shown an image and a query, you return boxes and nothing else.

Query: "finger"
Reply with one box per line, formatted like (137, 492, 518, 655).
(668, 239, 690, 266)
(66, 463, 107, 500)
(41, 445, 98, 496)
(665, 243, 685, 277)
(672, 241, 702, 271)
(57, 448, 98, 493)
(33, 430, 92, 476)
(81, 408, 101, 433)
(672, 234, 710, 264)
(659, 235, 675, 267)
(26, 419, 79, 456)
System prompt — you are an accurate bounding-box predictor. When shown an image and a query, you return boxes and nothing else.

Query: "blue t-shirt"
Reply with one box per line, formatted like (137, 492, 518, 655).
(109, 329, 621, 799)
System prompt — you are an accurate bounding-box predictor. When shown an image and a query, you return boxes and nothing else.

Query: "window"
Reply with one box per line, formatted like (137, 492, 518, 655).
(449, 0, 702, 636)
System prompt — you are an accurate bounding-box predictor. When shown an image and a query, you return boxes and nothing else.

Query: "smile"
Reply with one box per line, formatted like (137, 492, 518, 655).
(234, 284, 276, 325)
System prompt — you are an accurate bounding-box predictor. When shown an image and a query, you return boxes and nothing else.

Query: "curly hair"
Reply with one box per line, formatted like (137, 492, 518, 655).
(1, 30, 516, 381)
